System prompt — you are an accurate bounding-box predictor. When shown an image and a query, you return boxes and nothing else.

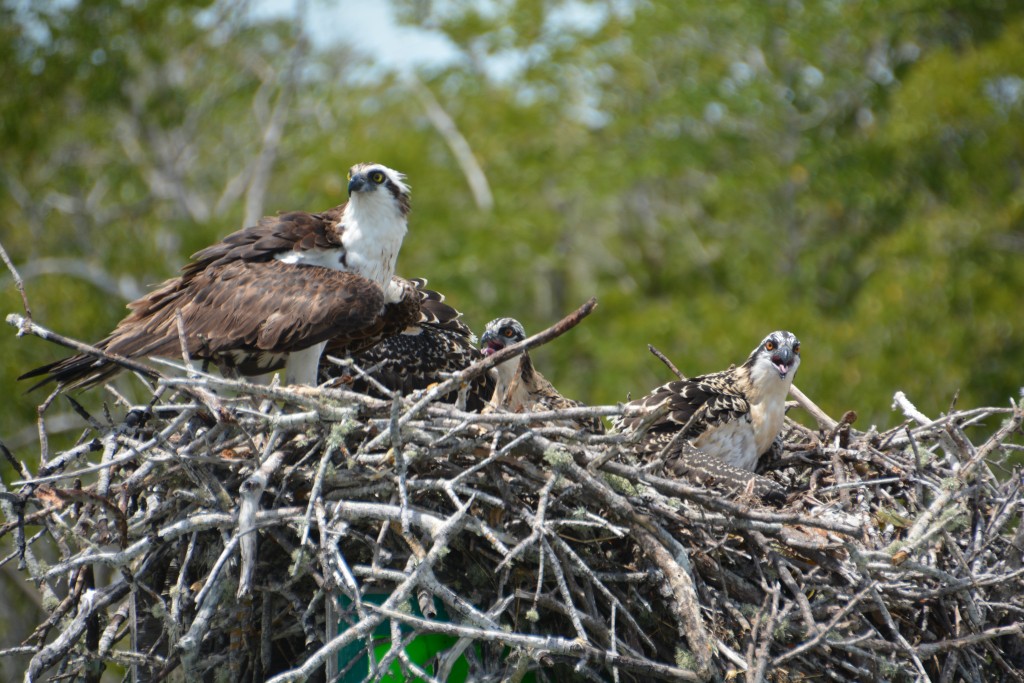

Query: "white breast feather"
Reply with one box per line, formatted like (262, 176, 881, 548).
(272, 189, 408, 290)
(490, 357, 525, 410)
(274, 250, 342, 269)
(694, 418, 758, 470)
(338, 191, 408, 288)
(743, 356, 798, 459)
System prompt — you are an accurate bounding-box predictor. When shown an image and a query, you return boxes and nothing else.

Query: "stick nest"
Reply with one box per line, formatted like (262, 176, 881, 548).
(3, 368, 1024, 683)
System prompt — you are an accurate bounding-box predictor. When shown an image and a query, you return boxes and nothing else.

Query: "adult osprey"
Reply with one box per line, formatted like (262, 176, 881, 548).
(21, 163, 415, 390)
(616, 331, 801, 471)
(320, 279, 494, 410)
(480, 317, 604, 433)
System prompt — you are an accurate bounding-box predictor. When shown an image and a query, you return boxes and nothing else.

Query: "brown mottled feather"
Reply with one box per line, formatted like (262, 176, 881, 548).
(322, 277, 422, 359)
(616, 372, 751, 443)
(182, 208, 345, 274)
(615, 330, 801, 477)
(666, 441, 787, 504)
(321, 279, 493, 410)
(494, 355, 605, 433)
(481, 317, 604, 433)
(21, 200, 403, 390)
(22, 261, 390, 389)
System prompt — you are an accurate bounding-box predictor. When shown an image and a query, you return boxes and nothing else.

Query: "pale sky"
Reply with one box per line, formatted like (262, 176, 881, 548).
(249, 0, 460, 72)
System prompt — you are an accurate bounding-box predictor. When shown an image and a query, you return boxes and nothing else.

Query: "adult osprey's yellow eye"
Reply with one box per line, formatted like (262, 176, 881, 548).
(371, 171, 385, 183)
(765, 341, 775, 351)
(347, 171, 352, 181)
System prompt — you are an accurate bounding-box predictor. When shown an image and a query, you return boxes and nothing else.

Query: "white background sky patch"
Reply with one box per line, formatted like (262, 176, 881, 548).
(250, 0, 459, 72)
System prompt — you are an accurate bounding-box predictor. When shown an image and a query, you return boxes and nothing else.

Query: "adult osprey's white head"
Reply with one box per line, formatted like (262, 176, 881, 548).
(21, 162, 418, 390)
(346, 163, 411, 211)
(342, 163, 410, 293)
(276, 162, 411, 293)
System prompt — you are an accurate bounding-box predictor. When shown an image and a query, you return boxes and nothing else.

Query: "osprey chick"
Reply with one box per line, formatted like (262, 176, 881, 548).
(21, 163, 414, 390)
(617, 331, 801, 470)
(321, 279, 494, 410)
(480, 317, 604, 433)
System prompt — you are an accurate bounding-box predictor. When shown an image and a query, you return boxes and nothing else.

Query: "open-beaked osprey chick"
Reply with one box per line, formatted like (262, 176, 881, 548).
(21, 163, 414, 390)
(480, 317, 604, 433)
(616, 331, 801, 470)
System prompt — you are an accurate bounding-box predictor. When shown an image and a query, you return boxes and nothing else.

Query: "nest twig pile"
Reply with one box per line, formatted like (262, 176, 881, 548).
(2, 311, 1024, 683)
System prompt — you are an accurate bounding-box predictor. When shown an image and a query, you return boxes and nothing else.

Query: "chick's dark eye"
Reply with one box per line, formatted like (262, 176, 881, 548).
(371, 171, 385, 183)
(765, 341, 775, 352)
(503, 328, 516, 338)
(794, 343, 800, 354)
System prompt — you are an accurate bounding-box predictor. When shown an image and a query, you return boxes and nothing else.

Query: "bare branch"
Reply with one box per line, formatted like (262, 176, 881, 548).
(410, 77, 494, 212)
(789, 383, 838, 431)
(0, 239, 32, 323)
(648, 344, 685, 380)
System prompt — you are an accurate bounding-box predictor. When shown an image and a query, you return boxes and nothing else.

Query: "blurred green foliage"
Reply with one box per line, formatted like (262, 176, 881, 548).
(2, 0, 1023, 454)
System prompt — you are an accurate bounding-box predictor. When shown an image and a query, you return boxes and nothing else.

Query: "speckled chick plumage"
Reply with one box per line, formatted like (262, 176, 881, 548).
(321, 279, 493, 410)
(616, 331, 801, 470)
(480, 317, 604, 434)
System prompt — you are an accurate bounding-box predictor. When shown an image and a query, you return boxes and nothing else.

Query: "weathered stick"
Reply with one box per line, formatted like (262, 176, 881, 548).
(0, 239, 32, 322)
(648, 344, 686, 380)
(6, 314, 160, 383)
(237, 448, 287, 598)
(789, 383, 838, 431)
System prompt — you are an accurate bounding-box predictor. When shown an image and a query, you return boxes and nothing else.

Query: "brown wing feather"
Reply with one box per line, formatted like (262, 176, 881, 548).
(183, 261, 384, 354)
(184, 207, 345, 273)
(23, 261, 386, 390)
(407, 278, 476, 339)
(322, 277, 421, 358)
(321, 278, 491, 408)
(20, 205, 361, 390)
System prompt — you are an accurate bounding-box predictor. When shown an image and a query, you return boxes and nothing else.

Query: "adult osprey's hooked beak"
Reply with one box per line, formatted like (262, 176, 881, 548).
(347, 172, 370, 194)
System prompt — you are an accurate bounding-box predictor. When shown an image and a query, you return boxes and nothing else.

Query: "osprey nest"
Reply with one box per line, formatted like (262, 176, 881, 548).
(3, 304, 1024, 683)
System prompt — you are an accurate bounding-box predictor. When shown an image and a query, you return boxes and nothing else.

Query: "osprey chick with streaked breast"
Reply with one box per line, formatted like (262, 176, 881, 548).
(21, 163, 414, 390)
(480, 317, 604, 433)
(320, 278, 495, 411)
(616, 331, 801, 471)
